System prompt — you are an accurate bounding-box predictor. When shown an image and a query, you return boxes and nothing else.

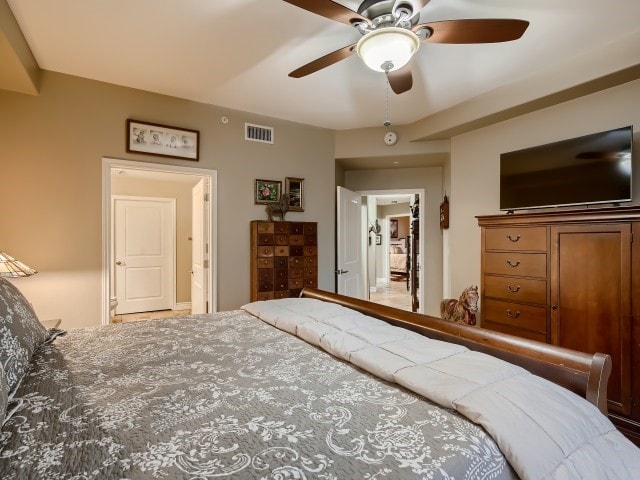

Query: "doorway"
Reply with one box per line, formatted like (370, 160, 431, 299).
(101, 158, 217, 326)
(336, 187, 424, 313)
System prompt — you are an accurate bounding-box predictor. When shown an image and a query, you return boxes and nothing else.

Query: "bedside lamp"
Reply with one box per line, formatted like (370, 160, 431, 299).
(0, 252, 38, 277)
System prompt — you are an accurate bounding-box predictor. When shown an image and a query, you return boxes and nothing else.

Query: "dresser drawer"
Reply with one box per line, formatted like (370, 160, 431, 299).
(485, 227, 546, 251)
(290, 223, 304, 235)
(289, 257, 304, 267)
(275, 268, 288, 281)
(482, 320, 547, 343)
(257, 246, 274, 258)
(289, 278, 304, 290)
(274, 257, 288, 269)
(256, 257, 273, 268)
(484, 275, 546, 304)
(304, 223, 317, 235)
(256, 222, 274, 234)
(303, 278, 317, 288)
(257, 291, 274, 301)
(482, 299, 547, 333)
(303, 246, 317, 256)
(290, 245, 303, 256)
(290, 267, 304, 279)
(274, 245, 289, 256)
(258, 278, 274, 292)
(258, 269, 273, 283)
(257, 233, 274, 245)
(304, 256, 318, 267)
(484, 252, 546, 278)
(274, 222, 289, 234)
(304, 235, 317, 246)
(274, 234, 289, 245)
(274, 279, 289, 291)
(304, 267, 317, 278)
(289, 235, 304, 245)
(273, 290, 289, 299)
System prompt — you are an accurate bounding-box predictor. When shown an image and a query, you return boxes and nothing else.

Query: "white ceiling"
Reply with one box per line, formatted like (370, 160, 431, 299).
(7, 0, 640, 130)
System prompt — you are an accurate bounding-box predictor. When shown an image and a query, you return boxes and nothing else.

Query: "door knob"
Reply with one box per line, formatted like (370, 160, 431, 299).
(334, 269, 349, 275)
(116, 261, 125, 266)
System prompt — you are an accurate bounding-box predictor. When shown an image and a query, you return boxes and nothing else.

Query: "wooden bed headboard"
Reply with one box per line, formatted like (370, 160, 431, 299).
(300, 288, 612, 414)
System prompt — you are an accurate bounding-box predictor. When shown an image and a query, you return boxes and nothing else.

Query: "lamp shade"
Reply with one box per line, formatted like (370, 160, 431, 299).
(356, 27, 420, 72)
(0, 252, 38, 277)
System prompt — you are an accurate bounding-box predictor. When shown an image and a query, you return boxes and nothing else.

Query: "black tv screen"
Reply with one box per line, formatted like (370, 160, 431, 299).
(500, 126, 633, 211)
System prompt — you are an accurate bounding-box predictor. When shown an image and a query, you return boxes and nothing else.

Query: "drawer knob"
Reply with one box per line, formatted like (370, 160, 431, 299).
(506, 309, 521, 318)
(507, 234, 521, 242)
(507, 284, 521, 293)
(506, 260, 520, 267)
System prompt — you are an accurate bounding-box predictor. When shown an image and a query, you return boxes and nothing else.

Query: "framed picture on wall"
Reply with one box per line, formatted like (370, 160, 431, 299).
(390, 219, 398, 238)
(126, 119, 199, 161)
(255, 179, 282, 204)
(285, 177, 304, 212)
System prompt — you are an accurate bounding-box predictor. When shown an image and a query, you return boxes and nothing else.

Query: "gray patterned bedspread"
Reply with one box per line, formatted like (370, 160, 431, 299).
(0, 310, 516, 479)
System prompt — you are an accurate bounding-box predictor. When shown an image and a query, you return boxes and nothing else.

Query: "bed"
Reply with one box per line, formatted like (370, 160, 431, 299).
(1, 278, 639, 479)
(389, 239, 408, 274)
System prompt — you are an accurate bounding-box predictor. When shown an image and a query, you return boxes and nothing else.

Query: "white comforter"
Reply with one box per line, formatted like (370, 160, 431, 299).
(243, 297, 640, 480)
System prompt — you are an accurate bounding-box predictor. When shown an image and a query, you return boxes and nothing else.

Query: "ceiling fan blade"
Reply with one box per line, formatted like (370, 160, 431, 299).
(282, 0, 371, 27)
(416, 19, 529, 44)
(289, 44, 356, 78)
(387, 65, 413, 94)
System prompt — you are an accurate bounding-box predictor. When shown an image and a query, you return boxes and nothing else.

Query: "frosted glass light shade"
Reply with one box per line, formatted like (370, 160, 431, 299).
(356, 27, 420, 72)
(0, 252, 38, 277)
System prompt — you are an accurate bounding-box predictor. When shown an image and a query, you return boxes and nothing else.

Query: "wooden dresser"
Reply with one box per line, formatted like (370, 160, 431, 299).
(477, 207, 640, 445)
(250, 221, 318, 301)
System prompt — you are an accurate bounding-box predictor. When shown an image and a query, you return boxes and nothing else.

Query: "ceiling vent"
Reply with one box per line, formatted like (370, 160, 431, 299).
(245, 123, 274, 144)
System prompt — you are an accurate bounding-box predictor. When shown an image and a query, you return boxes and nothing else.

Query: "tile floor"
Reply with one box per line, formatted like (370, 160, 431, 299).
(111, 309, 191, 324)
(369, 278, 413, 311)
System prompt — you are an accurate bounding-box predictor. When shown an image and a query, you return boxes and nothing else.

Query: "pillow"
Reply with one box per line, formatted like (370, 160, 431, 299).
(0, 278, 49, 394)
(0, 363, 7, 425)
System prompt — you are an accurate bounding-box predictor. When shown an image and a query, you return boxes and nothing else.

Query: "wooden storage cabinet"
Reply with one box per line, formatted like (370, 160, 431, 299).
(251, 221, 318, 301)
(478, 207, 640, 445)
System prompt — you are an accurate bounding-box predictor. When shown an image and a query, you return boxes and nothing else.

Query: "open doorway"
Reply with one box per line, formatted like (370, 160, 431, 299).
(367, 193, 420, 312)
(336, 187, 424, 313)
(101, 158, 217, 326)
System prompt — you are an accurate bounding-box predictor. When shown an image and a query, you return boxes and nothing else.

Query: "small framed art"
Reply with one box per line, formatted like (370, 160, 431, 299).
(127, 119, 199, 161)
(285, 177, 304, 212)
(255, 179, 282, 204)
(390, 219, 398, 238)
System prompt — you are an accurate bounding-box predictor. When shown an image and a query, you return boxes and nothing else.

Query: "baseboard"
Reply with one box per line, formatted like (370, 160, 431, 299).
(174, 302, 192, 311)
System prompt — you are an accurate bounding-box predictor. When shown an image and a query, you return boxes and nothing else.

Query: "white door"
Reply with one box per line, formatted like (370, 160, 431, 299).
(191, 178, 208, 314)
(114, 196, 175, 314)
(337, 186, 364, 299)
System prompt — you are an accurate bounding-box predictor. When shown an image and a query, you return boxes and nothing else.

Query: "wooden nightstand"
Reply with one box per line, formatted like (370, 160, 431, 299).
(41, 319, 61, 329)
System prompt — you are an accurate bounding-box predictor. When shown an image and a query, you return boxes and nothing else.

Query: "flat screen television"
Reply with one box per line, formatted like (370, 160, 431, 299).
(500, 126, 633, 211)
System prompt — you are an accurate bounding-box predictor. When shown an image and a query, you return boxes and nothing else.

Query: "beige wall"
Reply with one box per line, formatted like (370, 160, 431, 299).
(111, 174, 198, 304)
(345, 167, 443, 316)
(447, 78, 640, 314)
(0, 71, 335, 328)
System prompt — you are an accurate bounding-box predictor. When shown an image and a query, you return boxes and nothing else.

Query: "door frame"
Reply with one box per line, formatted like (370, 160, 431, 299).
(102, 157, 218, 326)
(358, 189, 425, 313)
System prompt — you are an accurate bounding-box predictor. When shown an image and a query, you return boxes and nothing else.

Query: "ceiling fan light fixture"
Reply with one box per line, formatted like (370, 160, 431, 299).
(356, 27, 420, 73)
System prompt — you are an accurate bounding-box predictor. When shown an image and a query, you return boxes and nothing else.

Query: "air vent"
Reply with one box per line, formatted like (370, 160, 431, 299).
(245, 123, 274, 144)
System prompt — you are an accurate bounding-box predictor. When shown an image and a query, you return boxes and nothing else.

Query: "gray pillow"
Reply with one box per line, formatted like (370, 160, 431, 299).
(0, 364, 7, 425)
(0, 278, 49, 394)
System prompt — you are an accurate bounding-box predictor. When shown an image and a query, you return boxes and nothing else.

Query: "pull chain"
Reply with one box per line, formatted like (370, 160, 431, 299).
(383, 73, 391, 126)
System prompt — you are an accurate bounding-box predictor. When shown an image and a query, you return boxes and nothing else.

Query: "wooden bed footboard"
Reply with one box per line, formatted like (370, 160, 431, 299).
(300, 288, 612, 415)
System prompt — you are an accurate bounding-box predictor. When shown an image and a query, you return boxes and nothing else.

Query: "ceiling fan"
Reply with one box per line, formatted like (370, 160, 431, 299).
(284, 0, 529, 94)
